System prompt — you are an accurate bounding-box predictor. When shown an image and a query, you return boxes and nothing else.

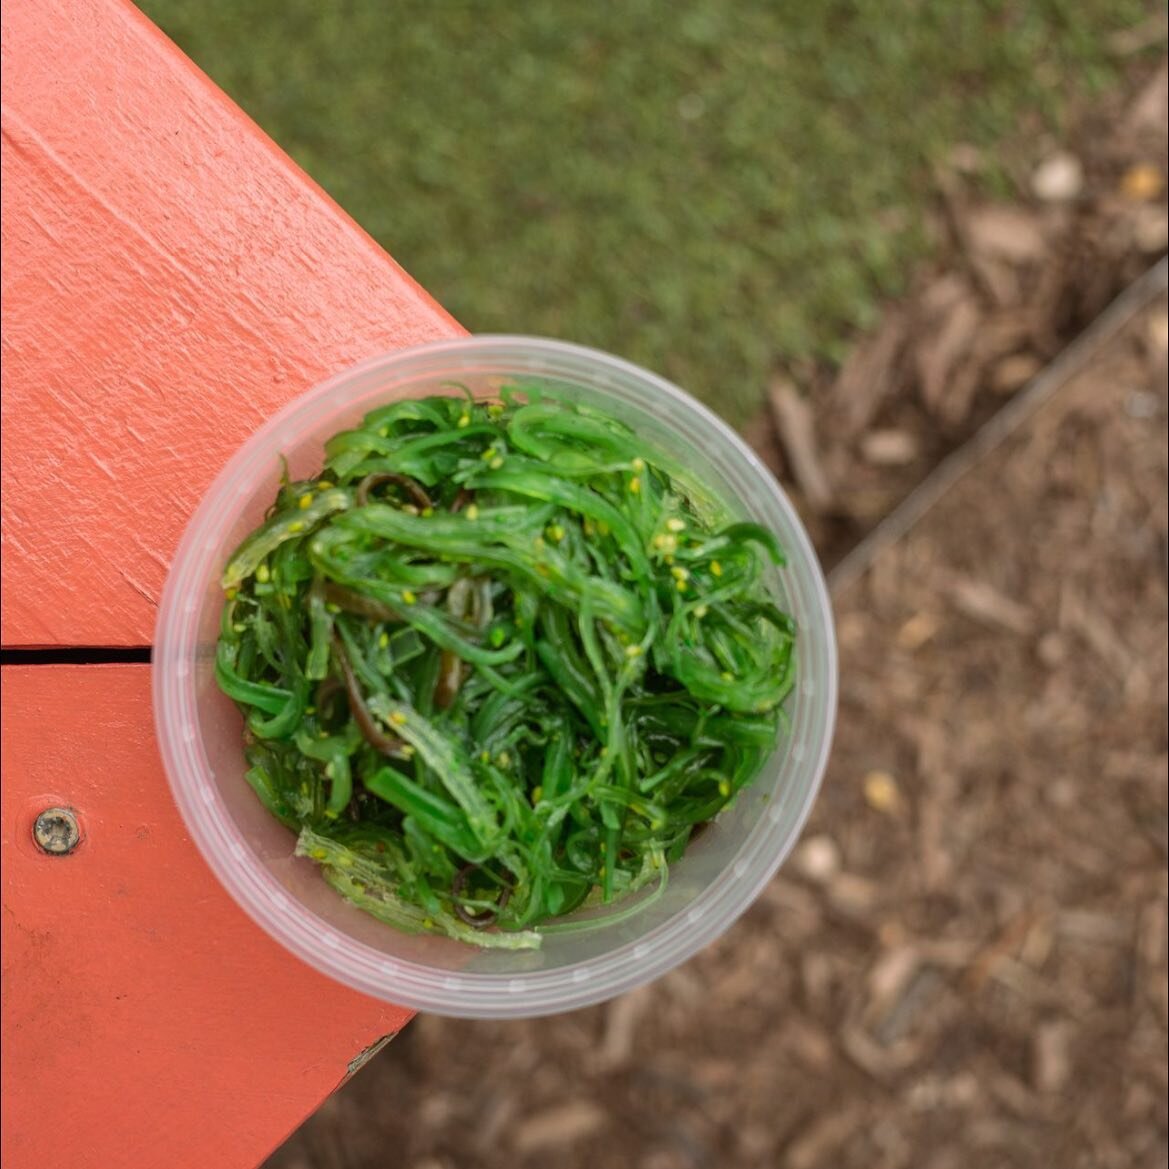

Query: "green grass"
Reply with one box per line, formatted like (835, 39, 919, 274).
(141, 0, 1150, 421)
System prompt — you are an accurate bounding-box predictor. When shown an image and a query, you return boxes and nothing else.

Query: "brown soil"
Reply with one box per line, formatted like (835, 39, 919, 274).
(264, 60, 1168, 1169)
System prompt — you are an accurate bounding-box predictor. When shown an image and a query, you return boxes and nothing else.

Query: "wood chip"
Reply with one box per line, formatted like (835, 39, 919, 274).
(768, 375, 833, 511)
(1056, 909, 1131, 945)
(991, 352, 1043, 394)
(963, 204, 1048, 265)
(1146, 306, 1169, 354)
(780, 1018, 835, 1073)
(984, 1065, 1044, 1118)
(512, 1102, 608, 1154)
(946, 572, 1035, 636)
(472, 1090, 518, 1155)
(840, 1023, 922, 1078)
(914, 279, 984, 420)
(955, 202, 1048, 311)
(896, 611, 940, 650)
(598, 985, 652, 1069)
(1020, 915, 1056, 969)
(827, 308, 908, 437)
(866, 946, 923, 1020)
(965, 912, 1035, 993)
(828, 872, 881, 916)
(1059, 588, 1133, 677)
(1132, 203, 1169, 252)
(1139, 899, 1168, 968)
(1032, 1021, 1072, 1093)
(861, 428, 919, 466)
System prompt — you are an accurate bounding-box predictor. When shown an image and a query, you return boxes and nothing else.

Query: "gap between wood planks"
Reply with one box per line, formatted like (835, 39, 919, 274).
(826, 255, 1168, 597)
(0, 647, 151, 665)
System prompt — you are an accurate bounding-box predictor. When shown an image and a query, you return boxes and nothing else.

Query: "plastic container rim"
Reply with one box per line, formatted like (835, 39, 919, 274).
(153, 334, 837, 1018)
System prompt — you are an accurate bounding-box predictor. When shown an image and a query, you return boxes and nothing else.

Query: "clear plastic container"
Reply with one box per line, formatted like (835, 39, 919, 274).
(153, 336, 836, 1018)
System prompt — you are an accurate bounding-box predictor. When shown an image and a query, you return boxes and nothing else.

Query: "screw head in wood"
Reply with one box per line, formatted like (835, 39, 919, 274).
(33, 806, 81, 855)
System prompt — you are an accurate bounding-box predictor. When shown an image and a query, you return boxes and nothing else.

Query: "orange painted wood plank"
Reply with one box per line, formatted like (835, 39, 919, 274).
(0, 0, 463, 647)
(1, 664, 412, 1169)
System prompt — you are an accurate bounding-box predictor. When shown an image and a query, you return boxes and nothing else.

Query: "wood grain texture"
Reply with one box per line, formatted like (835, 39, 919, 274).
(0, 0, 463, 647)
(0, 664, 412, 1169)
